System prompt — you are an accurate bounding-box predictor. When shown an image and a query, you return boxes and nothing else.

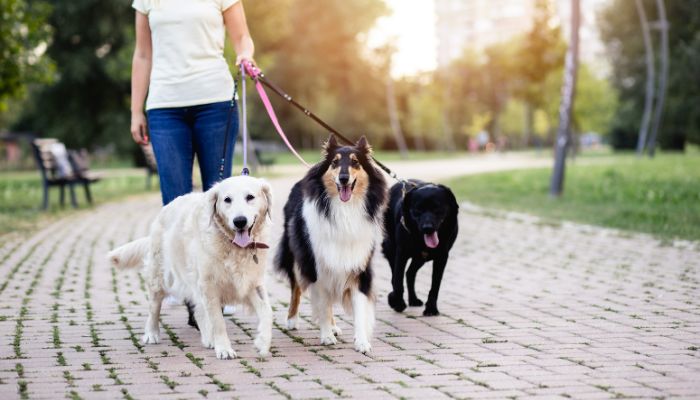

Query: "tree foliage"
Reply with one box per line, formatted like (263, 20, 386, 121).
(4, 0, 625, 157)
(0, 0, 53, 111)
(13, 0, 133, 154)
(12, 0, 389, 154)
(599, 0, 700, 150)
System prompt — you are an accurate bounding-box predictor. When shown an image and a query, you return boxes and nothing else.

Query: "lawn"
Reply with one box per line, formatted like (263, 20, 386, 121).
(447, 151, 700, 241)
(0, 170, 157, 237)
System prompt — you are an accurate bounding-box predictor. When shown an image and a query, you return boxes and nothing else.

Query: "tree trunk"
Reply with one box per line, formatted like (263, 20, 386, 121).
(524, 102, 534, 148)
(550, 0, 580, 197)
(635, 0, 655, 156)
(647, 0, 669, 157)
(386, 78, 409, 158)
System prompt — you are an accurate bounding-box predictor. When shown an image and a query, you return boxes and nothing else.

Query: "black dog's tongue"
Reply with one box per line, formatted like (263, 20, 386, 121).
(424, 231, 439, 248)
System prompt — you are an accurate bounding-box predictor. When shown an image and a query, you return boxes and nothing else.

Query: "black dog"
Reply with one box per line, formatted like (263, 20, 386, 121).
(382, 180, 459, 316)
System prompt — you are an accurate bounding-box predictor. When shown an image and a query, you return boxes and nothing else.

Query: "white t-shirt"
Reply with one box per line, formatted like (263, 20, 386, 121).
(133, 0, 239, 110)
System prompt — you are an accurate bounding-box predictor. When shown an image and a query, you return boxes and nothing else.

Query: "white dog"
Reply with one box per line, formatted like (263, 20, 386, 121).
(108, 175, 273, 359)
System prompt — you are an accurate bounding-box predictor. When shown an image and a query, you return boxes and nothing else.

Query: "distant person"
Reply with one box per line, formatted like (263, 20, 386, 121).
(129, 0, 256, 205)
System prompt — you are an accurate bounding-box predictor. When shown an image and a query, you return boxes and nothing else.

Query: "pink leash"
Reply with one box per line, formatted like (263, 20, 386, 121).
(242, 61, 310, 168)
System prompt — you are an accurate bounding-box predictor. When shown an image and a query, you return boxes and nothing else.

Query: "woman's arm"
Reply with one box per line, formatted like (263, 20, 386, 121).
(223, 2, 255, 66)
(131, 11, 152, 145)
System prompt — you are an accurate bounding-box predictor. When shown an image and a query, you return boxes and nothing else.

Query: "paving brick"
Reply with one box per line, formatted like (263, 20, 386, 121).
(0, 168, 698, 399)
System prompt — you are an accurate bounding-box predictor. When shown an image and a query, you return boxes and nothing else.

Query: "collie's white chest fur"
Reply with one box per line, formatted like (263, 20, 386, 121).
(302, 198, 382, 274)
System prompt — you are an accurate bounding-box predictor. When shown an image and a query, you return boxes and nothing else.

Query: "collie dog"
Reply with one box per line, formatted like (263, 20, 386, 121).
(108, 176, 273, 359)
(275, 135, 387, 353)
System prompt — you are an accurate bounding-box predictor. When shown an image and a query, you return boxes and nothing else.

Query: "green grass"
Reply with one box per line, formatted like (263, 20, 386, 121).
(0, 170, 157, 237)
(447, 152, 700, 241)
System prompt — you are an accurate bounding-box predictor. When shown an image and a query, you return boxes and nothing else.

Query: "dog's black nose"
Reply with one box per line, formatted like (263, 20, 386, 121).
(421, 225, 436, 235)
(233, 216, 247, 229)
(339, 174, 350, 185)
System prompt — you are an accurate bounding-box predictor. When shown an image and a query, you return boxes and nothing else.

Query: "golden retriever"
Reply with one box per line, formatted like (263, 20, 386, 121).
(108, 175, 273, 359)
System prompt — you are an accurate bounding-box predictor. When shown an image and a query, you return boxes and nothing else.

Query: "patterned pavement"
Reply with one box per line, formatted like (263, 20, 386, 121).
(1, 157, 699, 399)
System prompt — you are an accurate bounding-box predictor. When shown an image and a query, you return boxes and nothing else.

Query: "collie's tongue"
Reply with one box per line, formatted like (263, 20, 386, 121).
(424, 231, 439, 248)
(339, 185, 352, 202)
(233, 230, 251, 248)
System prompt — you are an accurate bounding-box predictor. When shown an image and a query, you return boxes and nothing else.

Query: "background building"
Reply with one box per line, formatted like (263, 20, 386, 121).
(435, 0, 609, 74)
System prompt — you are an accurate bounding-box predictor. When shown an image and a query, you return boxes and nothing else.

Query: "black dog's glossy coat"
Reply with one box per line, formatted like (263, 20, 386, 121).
(382, 180, 459, 316)
(275, 136, 386, 296)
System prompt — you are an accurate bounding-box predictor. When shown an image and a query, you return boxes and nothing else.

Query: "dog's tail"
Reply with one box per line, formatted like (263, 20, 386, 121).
(108, 237, 150, 270)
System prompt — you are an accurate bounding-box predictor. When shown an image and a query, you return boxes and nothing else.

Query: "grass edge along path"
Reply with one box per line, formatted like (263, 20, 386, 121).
(447, 152, 700, 241)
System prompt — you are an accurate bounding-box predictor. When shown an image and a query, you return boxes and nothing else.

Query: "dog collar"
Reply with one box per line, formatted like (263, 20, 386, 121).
(234, 241, 270, 249)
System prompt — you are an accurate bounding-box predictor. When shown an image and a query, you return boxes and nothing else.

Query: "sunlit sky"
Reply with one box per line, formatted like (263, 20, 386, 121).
(367, 0, 438, 78)
(368, 0, 612, 78)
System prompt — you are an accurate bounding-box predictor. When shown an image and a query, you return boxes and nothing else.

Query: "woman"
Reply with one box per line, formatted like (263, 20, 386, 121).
(130, 0, 255, 205)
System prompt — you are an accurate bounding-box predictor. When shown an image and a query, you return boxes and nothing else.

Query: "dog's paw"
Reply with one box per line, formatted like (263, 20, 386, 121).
(320, 333, 338, 346)
(331, 324, 342, 336)
(142, 331, 160, 344)
(387, 292, 407, 312)
(423, 306, 440, 316)
(254, 335, 271, 357)
(201, 337, 214, 349)
(286, 317, 298, 330)
(354, 339, 372, 354)
(215, 346, 237, 360)
(408, 297, 424, 307)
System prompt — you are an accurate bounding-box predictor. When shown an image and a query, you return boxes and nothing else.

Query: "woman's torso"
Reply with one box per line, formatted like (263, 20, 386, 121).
(134, 0, 237, 110)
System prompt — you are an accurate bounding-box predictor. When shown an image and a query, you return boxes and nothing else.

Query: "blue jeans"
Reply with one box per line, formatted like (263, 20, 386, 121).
(147, 100, 238, 205)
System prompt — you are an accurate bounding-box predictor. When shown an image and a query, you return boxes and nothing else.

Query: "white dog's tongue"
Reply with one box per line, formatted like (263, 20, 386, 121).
(424, 231, 439, 248)
(233, 230, 251, 248)
(339, 185, 352, 202)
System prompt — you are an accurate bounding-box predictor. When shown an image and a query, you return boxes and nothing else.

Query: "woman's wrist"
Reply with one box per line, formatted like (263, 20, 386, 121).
(236, 54, 255, 65)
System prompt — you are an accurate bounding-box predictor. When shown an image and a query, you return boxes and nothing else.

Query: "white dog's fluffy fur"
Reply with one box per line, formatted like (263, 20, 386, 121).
(108, 176, 273, 359)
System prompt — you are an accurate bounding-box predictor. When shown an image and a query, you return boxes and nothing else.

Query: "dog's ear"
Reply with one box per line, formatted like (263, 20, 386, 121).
(259, 179, 273, 221)
(206, 182, 220, 225)
(401, 185, 414, 218)
(438, 184, 459, 214)
(323, 134, 339, 157)
(356, 135, 372, 154)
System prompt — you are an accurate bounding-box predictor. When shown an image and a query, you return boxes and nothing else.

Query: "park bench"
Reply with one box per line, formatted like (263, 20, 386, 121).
(31, 138, 102, 210)
(254, 148, 275, 170)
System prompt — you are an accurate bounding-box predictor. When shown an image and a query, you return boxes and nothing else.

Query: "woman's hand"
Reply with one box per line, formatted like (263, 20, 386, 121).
(131, 112, 149, 145)
(235, 55, 257, 68)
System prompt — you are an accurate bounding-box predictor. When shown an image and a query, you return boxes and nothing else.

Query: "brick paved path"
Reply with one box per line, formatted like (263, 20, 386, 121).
(1, 162, 699, 399)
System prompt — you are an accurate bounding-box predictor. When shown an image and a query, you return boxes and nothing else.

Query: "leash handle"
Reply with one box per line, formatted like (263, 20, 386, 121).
(242, 61, 261, 79)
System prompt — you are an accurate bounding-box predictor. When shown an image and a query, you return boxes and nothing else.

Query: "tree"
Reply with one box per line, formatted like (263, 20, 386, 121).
(513, 0, 566, 146)
(599, 0, 700, 150)
(13, 0, 134, 154)
(253, 0, 389, 148)
(0, 0, 53, 113)
(13, 0, 389, 156)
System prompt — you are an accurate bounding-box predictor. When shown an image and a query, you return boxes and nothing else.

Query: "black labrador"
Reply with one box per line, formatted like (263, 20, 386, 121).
(382, 180, 459, 316)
